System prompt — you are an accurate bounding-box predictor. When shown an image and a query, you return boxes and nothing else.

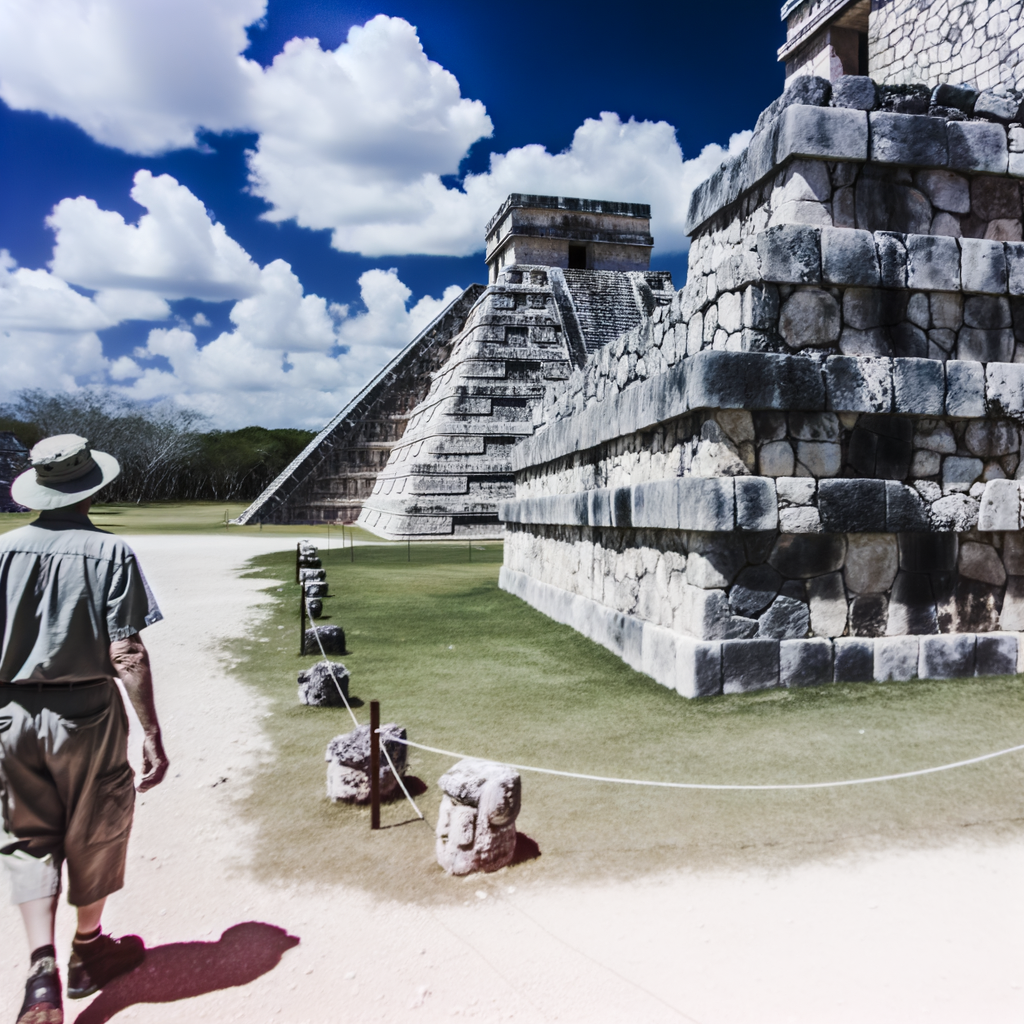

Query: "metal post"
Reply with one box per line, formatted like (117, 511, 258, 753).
(350, 529, 354, 563)
(370, 700, 381, 830)
(295, 542, 300, 584)
(299, 587, 307, 655)
(407, 538, 411, 562)
(468, 537, 472, 563)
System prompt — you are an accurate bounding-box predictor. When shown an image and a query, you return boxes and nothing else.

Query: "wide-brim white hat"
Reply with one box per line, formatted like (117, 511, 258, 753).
(10, 434, 121, 511)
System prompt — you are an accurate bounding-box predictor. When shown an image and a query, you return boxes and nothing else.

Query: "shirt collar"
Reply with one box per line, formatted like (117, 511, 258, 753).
(36, 509, 97, 529)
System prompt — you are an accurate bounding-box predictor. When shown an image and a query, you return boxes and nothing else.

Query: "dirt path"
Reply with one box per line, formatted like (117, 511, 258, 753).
(1, 534, 1022, 1023)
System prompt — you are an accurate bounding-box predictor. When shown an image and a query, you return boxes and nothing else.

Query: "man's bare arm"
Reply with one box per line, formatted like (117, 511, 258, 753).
(110, 633, 169, 792)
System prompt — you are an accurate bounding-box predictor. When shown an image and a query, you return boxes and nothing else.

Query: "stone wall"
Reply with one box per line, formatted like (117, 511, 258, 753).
(870, 0, 1024, 94)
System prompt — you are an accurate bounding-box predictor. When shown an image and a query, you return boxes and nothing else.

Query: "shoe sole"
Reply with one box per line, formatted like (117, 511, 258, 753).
(67, 951, 146, 999)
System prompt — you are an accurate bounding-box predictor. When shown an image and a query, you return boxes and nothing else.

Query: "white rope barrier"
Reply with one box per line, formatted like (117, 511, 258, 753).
(305, 596, 425, 820)
(388, 736, 1024, 791)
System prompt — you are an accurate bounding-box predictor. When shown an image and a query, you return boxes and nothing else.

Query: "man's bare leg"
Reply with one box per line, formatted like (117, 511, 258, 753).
(18, 895, 58, 951)
(75, 898, 106, 937)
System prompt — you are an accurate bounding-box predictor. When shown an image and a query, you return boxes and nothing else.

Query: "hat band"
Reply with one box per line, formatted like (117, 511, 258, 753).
(36, 453, 98, 484)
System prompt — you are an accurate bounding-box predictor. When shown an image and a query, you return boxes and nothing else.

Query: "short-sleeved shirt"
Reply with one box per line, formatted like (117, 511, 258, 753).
(0, 509, 162, 684)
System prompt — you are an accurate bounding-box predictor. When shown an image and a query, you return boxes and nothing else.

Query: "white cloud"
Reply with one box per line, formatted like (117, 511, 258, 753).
(0, 0, 263, 155)
(48, 170, 261, 300)
(0, 7, 746, 256)
(192, 311, 211, 326)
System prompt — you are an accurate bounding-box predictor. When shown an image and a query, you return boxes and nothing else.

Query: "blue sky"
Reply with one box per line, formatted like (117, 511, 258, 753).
(0, 0, 786, 429)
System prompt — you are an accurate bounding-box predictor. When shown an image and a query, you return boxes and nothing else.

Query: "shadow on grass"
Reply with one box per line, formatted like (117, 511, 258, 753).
(74, 923, 298, 1023)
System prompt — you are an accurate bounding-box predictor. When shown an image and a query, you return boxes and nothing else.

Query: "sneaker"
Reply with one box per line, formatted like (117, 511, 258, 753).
(18, 957, 62, 1024)
(66, 933, 145, 999)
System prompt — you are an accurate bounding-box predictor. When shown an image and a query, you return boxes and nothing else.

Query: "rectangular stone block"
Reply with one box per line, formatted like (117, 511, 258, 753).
(876, 231, 908, 289)
(1008, 243, 1024, 297)
(986, 362, 1024, 417)
(497, 499, 518, 523)
(834, 637, 874, 683)
(818, 478, 886, 531)
(587, 488, 613, 528)
(874, 636, 920, 682)
(780, 638, 834, 688)
(723, 638, 780, 694)
(687, 350, 826, 413)
(825, 355, 893, 413)
(960, 237, 1008, 294)
(676, 637, 723, 698)
(958, 327, 1014, 363)
(885, 481, 930, 531)
(893, 358, 945, 414)
(611, 487, 632, 528)
(919, 634, 976, 679)
(975, 634, 1018, 676)
(641, 623, 682, 691)
(906, 234, 961, 291)
(757, 224, 822, 284)
(945, 360, 986, 418)
(870, 112, 948, 167)
(735, 476, 778, 531)
(821, 227, 880, 286)
(978, 479, 1021, 531)
(775, 105, 869, 163)
(632, 481, 683, 530)
(946, 121, 1010, 174)
(677, 478, 735, 532)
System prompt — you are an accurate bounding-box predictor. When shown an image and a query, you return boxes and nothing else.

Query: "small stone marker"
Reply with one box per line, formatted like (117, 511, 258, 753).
(325, 723, 408, 803)
(306, 598, 323, 619)
(303, 581, 328, 598)
(303, 624, 345, 655)
(436, 759, 521, 875)
(297, 660, 350, 706)
(299, 568, 326, 583)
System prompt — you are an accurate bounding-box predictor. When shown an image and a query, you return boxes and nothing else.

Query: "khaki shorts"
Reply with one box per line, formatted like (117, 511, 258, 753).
(0, 680, 135, 906)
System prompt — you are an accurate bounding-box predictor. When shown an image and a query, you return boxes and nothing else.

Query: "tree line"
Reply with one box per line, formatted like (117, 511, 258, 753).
(0, 389, 315, 503)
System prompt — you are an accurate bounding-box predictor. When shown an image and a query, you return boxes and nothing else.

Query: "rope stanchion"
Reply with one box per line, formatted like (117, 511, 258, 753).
(303, 595, 424, 820)
(388, 736, 1024, 792)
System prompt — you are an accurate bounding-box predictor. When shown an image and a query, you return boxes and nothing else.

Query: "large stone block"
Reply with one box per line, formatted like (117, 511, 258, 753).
(844, 533, 898, 594)
(735, 476, 778, 531)
(885, 481, 930, 531)
(892, 358, 944, 414)
(779, 289, 841, 348)
(757, 225, 822, 284)
(677, 478, 735, 531)
(834, 637, 874, 682)
(944, 361, 986, 418)
(723, 638, 780, 693)
(686, 351, 826, 413)
(731, 564, 784, 617)
(874, 635, 919, 682)
(818, 478, 886, 531)
(758, 595, 810, 639)
(960, 238, 1008, 295)
(915, 169, 970, 213)
(631, 480, 682, 530)
(680, 586, 732, 640)
(958, 540, 1007, 585)
(825, 356, 892, 413)
(887, 571, 938, 634)
(769, 533, 846, 578)
(832, 76, 877, 111)
(946, 121, 1009, 174)
(986, 362, 1024, 417)
(1007, 243, 1024, 296)
(776, 105, 868, 163)
(919, 634, 976, 680)
(870, 112, 948, 167)
(780, 638, 834, 687)
(876, 232, 908, 288)
(821, 227, 880, 286)
(906, 234, 961, 291)
(958, 327, 1014, 363)
(808, 571, 847, 637)
(978, 479, 1022, 531)
(676, 638, 723, 698)
(611, 487, 632, 528)
(587, 488, 613, 527)
(975, 634, 1018, 676)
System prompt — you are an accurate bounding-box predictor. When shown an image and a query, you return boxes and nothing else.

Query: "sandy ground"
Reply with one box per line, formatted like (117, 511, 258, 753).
(2, 533, 1023, 1024)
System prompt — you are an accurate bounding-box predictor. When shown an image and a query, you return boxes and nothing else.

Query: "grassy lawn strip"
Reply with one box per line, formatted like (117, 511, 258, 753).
(230, 544, 1024, 904)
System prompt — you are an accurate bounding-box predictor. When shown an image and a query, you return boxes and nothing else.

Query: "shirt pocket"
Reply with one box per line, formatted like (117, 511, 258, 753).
(89, 763, 136, 846)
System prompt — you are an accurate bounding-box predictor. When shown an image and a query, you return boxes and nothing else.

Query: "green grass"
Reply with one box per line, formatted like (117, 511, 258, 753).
(0, 502, 381, 542)
(229, 545, 1024, 903)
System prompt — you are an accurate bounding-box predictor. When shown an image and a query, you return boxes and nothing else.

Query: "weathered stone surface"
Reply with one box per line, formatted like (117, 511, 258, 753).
(916, 169, 970, 213)
(946, 121, 1009, 174)
(942, 456, 984, 493)
(780, 638, 833, 687)
(298, 660, 350, 706)
(303, 624, 346, 655)
(849, 594, 888, 636)
(885, 480, 931, 531)
(958, 540, 1007, 585)
(730, 564, 783, 617)
(1008, 243, 1024, 296)
(759, 440, 795, 477)
(974, 90, 1021, 124)
(931, 83, 978, 116)
(769, 534, 846, 578)
(986, 362, 1024, 417)
(722, 638, 779, 693)
(870, 112, 948, 166)
(978, 479, 1021, 530)
(299, 568, 326, 582)
(834, 636, 874, 681)
(306, 597, 323, 619)
(929, 493, 980, 531)
(825, 356, 892, 413)
(795, 440, 841, 476)
(961, 238, 1008, 294)
(755, 75, 832, 132)
(776, 105, 868, 163)
(887, 572, 938, 634)
(1000, 577, 1024, 631)
(972, 177, 1023, 221)
(893, 358, 944, 415)
(919, 634, 976, 680)
(975, 634, 1018, 675)
(906, 234, 961, 291)
(844, 533, 899, 594)
(808, 572, 847, 637)
(326, 722, 407, 803)
(821, 227, 880, 286)
(963, 296, 1011, 329)
(876, 232, 908, 288)
(757, 225, 822, 284)
(304, 581, 328, 598)
(931, 291, 964, 329)
(958, 327, 1014, 362)
(874, 635, 919, 682)
(848, 414, 913, 480)
(899, 532, 957, 572)
(758, 595, 809, 639)
(944, 361, 986, 417)
(686, 535, 745, 589)
(818, 478, 886, 531)
(779, 289, 841, 348)
(735, 476, 777, 531)
(436, 759, 521, 875)
(831, 76, 877, 111)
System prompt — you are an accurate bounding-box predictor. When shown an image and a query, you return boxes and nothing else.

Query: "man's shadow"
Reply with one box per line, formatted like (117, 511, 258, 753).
(75, 922, 299, 1023)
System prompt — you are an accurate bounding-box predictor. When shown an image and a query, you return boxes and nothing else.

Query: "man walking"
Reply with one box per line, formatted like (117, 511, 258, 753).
(1, 435, 168, 1024)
